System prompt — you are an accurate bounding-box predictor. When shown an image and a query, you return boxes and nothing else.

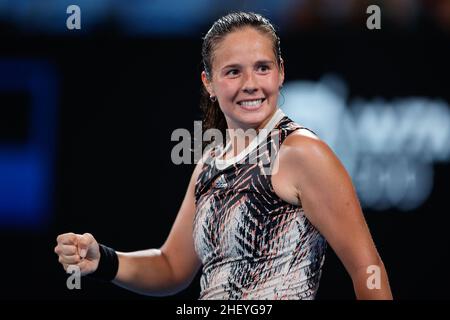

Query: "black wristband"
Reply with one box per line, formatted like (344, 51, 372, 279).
(87, 243, 119, 282)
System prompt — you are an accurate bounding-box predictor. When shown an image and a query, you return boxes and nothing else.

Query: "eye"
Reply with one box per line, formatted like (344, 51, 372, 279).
(257, 65, 270, 73)
(226, 69, 239, 76)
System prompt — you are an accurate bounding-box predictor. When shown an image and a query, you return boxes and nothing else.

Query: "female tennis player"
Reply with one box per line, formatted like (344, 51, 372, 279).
(55, 12, 392, 300)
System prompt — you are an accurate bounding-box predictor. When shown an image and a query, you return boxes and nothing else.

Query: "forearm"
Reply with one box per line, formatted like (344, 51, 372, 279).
(112, 249, 182, 297)
(351, 261, 393, 300)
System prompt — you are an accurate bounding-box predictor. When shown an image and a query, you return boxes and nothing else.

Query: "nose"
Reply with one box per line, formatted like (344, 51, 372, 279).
(242, 70, 258, 94)
(243, 87, 257, 94)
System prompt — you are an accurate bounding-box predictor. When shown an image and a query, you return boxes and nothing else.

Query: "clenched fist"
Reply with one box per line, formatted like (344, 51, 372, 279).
(54, 232, 100, 276)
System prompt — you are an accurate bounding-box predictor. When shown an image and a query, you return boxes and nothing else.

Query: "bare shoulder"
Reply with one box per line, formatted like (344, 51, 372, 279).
(272, 128, 347, 204)
(272, 128, 325, 205)
(280, 128, 336, 166)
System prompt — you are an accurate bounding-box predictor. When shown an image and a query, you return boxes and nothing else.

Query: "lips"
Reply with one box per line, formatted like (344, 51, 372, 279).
(237, 98, 266, 110)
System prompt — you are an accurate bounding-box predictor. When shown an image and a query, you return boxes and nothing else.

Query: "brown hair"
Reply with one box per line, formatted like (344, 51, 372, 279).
(200, 12, 282, 142)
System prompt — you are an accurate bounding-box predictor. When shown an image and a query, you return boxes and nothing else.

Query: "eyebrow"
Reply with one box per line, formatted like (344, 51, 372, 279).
(221, 60, 275, 70)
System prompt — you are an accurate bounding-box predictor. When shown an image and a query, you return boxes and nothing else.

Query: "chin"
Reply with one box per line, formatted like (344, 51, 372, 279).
(234, 105, 275, 129)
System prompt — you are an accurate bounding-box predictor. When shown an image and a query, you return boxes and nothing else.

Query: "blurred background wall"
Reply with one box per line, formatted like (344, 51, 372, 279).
(0, 0, 449, 300)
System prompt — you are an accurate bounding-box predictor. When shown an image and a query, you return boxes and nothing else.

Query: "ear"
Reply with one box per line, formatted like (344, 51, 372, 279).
(201, 71, 214, 97)
(278, 58, 285, 88)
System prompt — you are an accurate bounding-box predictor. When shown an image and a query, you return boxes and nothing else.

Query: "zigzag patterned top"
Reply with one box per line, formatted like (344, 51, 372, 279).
(193, 109, 327, 300)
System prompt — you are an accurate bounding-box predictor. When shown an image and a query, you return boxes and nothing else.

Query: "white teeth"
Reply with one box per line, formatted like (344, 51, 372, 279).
(240, 99, 263, 107)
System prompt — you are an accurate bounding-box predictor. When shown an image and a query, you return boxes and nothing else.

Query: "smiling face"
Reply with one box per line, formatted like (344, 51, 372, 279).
(202, 27, 284, 131)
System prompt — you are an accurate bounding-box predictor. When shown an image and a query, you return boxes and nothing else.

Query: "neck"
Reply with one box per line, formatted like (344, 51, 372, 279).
(224, 128, 258, 158)
(223, 108, 279, 158)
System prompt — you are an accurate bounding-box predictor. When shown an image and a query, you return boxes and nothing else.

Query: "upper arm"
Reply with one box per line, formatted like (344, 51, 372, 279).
(159, 160, 203, 287)
(281, 132, 382, 277)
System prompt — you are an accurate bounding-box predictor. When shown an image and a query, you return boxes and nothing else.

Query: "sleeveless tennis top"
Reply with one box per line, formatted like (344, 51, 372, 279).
(193, 108, 327, 300)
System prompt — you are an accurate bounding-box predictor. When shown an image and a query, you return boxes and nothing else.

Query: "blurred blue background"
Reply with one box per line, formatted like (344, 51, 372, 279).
(0, 0, 449, 300)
